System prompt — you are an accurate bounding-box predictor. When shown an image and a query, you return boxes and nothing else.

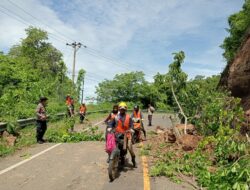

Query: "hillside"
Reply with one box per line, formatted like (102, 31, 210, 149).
(220, 30, 250, 110)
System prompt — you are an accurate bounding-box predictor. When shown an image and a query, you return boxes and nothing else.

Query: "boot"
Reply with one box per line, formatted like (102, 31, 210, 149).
(132, 156, 137, 168)
(121, 156, 125, 166)
(106, 155, 110, 163)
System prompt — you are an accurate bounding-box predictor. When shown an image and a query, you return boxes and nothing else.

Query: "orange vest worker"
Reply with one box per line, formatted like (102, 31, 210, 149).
(133, 111, 141, 129)
(116, 114, 130, 134)
(80, 105, 86, 114)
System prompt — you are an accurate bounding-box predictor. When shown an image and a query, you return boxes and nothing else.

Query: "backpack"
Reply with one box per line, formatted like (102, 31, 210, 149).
(105, 132, 116, 154)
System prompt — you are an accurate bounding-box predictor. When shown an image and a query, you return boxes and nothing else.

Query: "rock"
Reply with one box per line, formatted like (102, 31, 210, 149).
(182, 145, 193, 151)
(245, 109, 250, 122)
(176, 124, 196, 135)
(155, 126, 165, 134)
(219, 32, 250, 110)
(178, 134, 201, 151)
(6, 135, 17, 146)
(2, 131, 10, 138)
(162, 129, 177, 143)
(167, 133, 176, 143)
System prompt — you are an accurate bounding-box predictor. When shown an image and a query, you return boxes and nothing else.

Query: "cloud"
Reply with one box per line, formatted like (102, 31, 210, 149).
(0, 0, 245, 100)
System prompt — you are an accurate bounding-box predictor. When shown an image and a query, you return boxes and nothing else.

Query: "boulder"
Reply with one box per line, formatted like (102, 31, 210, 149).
(162, 129, 177, 143)
(155, 126, 165, 134)
(176, 124, 196, 135)
(5, 135, 17, 146)
(220, 32, 250, 110)
(178, 134, 201, 151)
(2, 131, 10, 138)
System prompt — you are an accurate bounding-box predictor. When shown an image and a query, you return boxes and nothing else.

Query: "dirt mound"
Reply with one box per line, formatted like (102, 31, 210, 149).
(2, 131, 17, 146)
(146, 125, 203, 163)
(178, 134, 202, 151)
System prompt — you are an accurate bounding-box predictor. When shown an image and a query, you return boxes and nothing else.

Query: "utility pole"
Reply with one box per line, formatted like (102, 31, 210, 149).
(66, 42, 82, 84)
(81, 79, 84, 103)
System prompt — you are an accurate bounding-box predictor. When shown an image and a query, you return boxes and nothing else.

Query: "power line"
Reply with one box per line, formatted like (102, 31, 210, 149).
(6, 0, 75, 43)
(2, 1, 155, 79)
(0, 4, 111, 85)
(83, 49, 133, 71)
(66, 71, 102, 83)
(84, 48, 154, 78)
(85, 47, 154, 77)
(0, 5, 68, 45)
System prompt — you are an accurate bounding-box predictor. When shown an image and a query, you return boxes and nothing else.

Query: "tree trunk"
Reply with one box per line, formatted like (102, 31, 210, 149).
(171, 84, 187, 134)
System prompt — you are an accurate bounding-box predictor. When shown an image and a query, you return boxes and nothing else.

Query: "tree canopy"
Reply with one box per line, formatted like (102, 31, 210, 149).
(221, 0, 250, 63)
(0, 27, 74, 120)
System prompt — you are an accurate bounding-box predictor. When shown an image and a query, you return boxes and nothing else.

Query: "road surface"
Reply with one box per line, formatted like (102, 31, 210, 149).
(0, 114, 191, 190)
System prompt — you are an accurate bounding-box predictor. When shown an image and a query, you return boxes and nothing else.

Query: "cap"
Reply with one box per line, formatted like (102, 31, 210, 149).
(40, 97, 48, 102)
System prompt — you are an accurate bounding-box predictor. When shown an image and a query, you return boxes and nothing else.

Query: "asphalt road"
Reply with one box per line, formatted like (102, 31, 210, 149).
(0, 113, 191, 190)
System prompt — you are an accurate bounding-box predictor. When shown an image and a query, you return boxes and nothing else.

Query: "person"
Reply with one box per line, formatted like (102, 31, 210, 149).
(66, 95, 73, 117)
(131, 105, 146, 140)
(36, 97, 48, 144)
(108, 102, 137, 168)
(104, 104, 119, 163)
(104, 104, 119, 124)
(79, 103, 87, 123)
(147, 104, 155, 126)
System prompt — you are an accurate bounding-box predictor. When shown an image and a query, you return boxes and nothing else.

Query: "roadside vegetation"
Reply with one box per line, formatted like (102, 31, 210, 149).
(0, 113, 105, 157)
(45, 116, 104, 143)
(0, 1, 250, 189)
(0, 27, 76, 121)
(143, 2, 250, 188)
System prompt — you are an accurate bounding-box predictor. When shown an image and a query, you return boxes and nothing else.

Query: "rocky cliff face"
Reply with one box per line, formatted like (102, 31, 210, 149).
(220, 33, 250, 110)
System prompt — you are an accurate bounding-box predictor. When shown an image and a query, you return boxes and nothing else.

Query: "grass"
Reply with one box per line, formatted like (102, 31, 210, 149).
(140, 144, 152, 156)
(85, 112, 108, 122)
(147, 131, 157, 136)
(0, 125, 36, 157)
(0, 113, 106, 157)
(45, 119, 104, 143)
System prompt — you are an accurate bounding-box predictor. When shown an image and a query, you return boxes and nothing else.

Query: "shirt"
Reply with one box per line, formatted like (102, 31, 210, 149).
(36, 103, 47, 121)
(148, 106, 155, 115)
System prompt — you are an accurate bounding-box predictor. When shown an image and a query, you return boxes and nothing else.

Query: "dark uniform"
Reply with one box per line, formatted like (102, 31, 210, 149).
(36, 100, 47, 143)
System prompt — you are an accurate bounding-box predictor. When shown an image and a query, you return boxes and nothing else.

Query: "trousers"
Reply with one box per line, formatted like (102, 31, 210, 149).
(36, 120, 47, 141)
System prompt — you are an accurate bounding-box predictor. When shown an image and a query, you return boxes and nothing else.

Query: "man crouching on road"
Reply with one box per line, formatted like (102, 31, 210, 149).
(36, 97, 48, 144)
(107, 102, 137, 168)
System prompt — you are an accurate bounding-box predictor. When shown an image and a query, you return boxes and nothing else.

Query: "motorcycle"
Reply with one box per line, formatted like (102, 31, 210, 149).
(107, 130, 130, 182)
(132, 118, 144, 144)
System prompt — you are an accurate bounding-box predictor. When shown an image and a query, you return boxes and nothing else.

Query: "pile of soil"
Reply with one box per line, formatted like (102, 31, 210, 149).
(145, 124, 203, 163)
(2, 131, 17, 146)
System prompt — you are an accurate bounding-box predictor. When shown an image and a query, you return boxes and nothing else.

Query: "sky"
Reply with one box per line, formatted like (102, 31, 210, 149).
(0, 0, 245, 99)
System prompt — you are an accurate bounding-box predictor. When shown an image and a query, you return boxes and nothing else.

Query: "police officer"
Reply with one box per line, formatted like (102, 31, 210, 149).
(36, 97, 48, 144)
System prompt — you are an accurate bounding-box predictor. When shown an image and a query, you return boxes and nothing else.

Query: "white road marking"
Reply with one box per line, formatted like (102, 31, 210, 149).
(0, 119, 105, 176)
(0, 143, 62, 175)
